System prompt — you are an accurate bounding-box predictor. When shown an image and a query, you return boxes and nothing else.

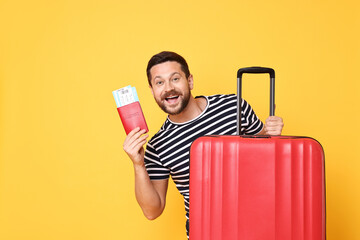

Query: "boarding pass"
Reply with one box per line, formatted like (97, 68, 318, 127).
(112, 85, 140, 108)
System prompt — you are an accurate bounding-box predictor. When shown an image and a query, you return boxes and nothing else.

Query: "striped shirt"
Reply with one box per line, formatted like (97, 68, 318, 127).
(144, 94, 264, 238)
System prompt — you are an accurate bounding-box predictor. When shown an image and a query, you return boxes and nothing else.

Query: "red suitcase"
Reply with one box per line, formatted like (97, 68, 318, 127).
(189, 67, 325, 240)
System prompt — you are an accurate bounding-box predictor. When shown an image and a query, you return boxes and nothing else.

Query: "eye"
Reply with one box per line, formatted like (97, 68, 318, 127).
(172, 77, 179, 82)
(156, 80, 164, 86)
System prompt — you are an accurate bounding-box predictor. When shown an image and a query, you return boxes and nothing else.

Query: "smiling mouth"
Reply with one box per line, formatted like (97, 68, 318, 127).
(164, 95, 179, 104)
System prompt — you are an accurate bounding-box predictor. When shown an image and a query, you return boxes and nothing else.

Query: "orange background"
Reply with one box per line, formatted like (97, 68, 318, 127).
(1, 0, 359, 239)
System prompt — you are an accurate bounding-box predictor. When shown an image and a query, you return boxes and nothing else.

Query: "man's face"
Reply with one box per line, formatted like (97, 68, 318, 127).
(149, 61, 193, 115)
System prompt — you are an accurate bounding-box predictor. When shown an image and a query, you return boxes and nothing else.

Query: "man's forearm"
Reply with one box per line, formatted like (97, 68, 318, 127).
(122, 127, 165, 219)
(133, 163, 165, 220)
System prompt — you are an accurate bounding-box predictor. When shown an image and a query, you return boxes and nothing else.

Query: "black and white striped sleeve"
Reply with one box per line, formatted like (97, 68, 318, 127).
(144, 142, 170, 180)
(241, 99, 264, 135)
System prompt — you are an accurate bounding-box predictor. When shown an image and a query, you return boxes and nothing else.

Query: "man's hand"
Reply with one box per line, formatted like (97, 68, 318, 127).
(264, 116, 284, 135)
(123, 127, 149, 166)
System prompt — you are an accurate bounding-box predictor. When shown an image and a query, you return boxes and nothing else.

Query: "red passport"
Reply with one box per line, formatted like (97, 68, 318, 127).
(117, 101, 149, 135)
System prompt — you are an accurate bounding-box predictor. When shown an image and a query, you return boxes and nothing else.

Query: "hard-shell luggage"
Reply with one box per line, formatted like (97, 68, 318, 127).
(189, 67, 326, 240)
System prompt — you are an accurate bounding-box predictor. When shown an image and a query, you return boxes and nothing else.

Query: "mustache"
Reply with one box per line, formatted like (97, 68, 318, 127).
(161, 90, 181, 100)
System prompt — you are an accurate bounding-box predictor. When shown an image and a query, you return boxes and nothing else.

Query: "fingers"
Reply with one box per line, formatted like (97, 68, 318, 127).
(123, 127, 149, 162)
(266, 116, 282, 122)
(131, 133, 149, 150)
(124, 127, 148, 147)
(265, 128, 282, 135)
(124, 128, 148, 150)
(265, 116, 283, 124)
(265, 116, 284, 135)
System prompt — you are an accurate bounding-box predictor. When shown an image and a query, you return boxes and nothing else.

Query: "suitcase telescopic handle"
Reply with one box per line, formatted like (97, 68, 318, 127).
(236, 67, 275, 135)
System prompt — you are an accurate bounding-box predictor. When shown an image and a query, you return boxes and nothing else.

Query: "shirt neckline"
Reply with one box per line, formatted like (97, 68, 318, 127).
(166, 96, 209, 125)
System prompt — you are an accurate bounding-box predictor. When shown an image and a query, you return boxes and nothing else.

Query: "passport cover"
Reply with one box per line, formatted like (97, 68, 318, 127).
(117, 101, 149, 135)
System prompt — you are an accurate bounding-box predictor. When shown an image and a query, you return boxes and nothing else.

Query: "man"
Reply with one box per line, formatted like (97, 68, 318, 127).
(123, 51, 284, 238)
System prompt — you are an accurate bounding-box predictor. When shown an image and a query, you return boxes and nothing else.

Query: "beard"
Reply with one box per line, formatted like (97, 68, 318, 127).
(155, 88, 191, 115)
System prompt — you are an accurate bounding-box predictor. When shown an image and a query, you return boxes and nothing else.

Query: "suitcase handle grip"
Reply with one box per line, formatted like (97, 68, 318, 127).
(237, 67, 275, 135)
(237, 67, 275, 78)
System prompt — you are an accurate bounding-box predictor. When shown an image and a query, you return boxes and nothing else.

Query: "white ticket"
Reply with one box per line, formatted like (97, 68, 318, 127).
(112, 85, 139, 107)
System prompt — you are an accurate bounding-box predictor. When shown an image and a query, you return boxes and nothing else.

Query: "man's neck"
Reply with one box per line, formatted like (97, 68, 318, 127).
(168, 96, 207, 123)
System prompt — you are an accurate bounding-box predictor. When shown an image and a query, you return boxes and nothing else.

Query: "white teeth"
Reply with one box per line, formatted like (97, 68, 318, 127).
(166, 96, 178, 99)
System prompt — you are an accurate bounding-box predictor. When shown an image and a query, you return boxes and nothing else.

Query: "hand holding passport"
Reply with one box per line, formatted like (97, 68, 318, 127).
(113, 85, 149, 135)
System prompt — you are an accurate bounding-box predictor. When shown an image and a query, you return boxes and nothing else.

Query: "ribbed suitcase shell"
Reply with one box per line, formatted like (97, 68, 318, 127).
(189, 136, 325, 240)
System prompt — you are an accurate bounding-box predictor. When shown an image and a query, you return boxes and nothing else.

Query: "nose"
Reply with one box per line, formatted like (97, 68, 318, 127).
(164, 80, 175, 92)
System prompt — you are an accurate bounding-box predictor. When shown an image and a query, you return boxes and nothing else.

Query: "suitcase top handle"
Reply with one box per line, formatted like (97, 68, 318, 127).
(237, 67, 275, 78)
(237, 67, 275, 135)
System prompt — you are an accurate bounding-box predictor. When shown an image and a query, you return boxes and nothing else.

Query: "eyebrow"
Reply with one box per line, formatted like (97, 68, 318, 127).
(154, 72, 181, 81)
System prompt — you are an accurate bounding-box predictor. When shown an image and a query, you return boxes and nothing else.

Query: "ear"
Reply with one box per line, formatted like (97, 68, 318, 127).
(188, 74, 194, 90)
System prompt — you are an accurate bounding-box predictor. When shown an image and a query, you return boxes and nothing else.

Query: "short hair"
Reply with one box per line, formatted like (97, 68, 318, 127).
(146, 51, 190, 86)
